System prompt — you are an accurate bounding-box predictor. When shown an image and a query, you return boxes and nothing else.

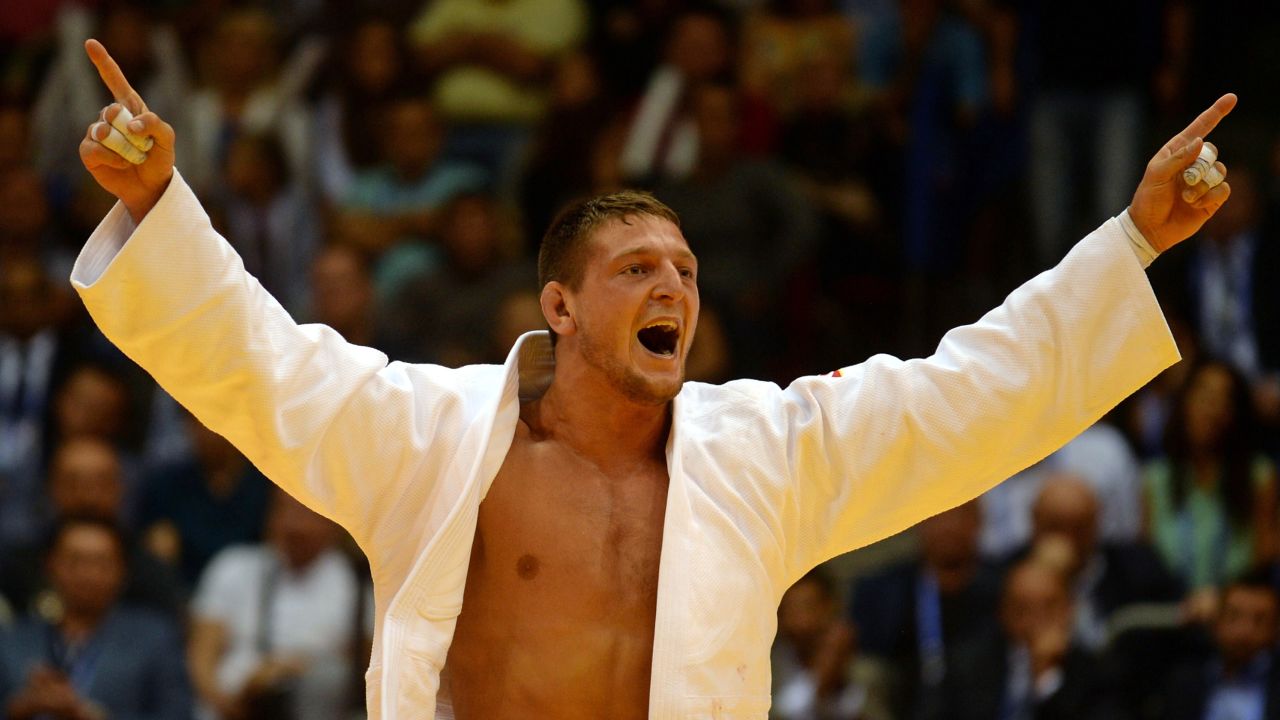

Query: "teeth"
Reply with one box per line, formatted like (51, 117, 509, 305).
(644, 320, 678, 331)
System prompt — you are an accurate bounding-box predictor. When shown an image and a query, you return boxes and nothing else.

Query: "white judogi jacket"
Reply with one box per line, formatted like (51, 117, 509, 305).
(72, 172, 1179, 719)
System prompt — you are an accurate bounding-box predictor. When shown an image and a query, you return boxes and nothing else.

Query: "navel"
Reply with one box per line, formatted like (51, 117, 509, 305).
(516, 553, 541, 580)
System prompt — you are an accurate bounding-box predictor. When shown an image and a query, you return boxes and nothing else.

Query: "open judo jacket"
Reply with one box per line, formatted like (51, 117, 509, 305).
(72, 172, 1180, 719)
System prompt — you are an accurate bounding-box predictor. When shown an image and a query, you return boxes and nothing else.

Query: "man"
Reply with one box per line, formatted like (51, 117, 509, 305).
(931, 559, 1112, 720)
(1164, 573, 1280, 720)
(188, 490, 365, 720)
(0, 515, 192, 720)
(1019, 473, 1183, 651)
(0, 437, 185, 619)
(74, 39, 1233, 719)
(850, 501, 1002, 718)
(772, 568, 878, 720)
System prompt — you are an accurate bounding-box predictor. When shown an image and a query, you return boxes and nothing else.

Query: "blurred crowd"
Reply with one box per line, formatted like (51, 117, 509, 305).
(2, 0, 1280, 718)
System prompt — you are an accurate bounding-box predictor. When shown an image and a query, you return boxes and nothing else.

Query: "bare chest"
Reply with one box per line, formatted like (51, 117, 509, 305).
(441, 431, 670, 718)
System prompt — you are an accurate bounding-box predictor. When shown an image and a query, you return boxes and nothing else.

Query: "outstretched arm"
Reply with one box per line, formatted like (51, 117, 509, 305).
(775, 96, 1237, 575)
(73, 42, 474, 564)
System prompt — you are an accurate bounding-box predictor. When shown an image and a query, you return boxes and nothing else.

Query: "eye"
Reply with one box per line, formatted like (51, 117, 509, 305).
(679, 267, 695, 279)
(623, 265, 646, 276)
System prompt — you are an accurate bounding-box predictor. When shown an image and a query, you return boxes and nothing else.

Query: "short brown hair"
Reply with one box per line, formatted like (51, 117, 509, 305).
(537, 190, 681, 290)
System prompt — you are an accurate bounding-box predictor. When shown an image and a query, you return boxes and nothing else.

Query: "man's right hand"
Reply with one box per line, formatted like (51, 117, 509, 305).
(79, 39, 175, 224)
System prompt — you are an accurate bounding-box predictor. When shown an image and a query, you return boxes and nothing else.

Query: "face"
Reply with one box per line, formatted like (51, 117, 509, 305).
(384, 101, 442, 179)
(1216, 587, 1279, 668)
(268, 493, 338, 570)
(56, 369, 128, 441)
(1031, 479, 1099, 575)
(48, 525, 125, 618)
(920, 502, 980, 570)
(667, 14, 730, 81)
(311, 247, 372, 329)
(49, 440, 124, 518)
(778, 579, 833, 642)
(557, 215, 699, 405)
(1000, 564, 1071, 645)
(1184, 364, 1236, 451)
(350, 22, 401, 94)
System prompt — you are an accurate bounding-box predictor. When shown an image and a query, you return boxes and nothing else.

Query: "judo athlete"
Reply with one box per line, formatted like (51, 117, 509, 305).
(75, 38, 1234, 720)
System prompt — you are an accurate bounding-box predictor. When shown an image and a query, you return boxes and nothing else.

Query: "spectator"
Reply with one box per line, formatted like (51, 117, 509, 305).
(312, 15, 415, 205)
(188, 490, 366, 720)
(138, 412, 271, 586)
(851, 501, 1002, 719)
(1144, 359, 1279, 595)
(384, 192, 534, 365)
(335, 93, 488, 281)
(408, 0, 588, 197)
(0, 258, 87, 553)
(307, 244, 385, 352)
(1019, 474, 1183, 652)
(980, 421, 1148, 559)
(0, 104, 31, 174)
(619, 7, 737, 184)
(215, 132, 320, 314)
(520, 51, 618, 241)
(1153, 168, 1280, 433)
(929, 559, 1111, 720)
(655, 82, 818, 378)
(0, 515, 193, 720)
(739, 0, 855, 119)
(1164, 572, 1280, 720)
(1009, 0, 1186, 265)
(773, 567, 882, 720)
(184, 8, 324, 197)
(0, 437, 185, 619)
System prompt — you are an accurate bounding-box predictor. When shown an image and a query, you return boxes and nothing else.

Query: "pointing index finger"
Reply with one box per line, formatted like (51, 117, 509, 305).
(85, 39, 145, 113)
(1175, 93, 1237, 146)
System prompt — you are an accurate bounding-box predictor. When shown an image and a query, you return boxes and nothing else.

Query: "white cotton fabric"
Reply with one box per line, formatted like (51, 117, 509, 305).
(72, 171, 1179, 719)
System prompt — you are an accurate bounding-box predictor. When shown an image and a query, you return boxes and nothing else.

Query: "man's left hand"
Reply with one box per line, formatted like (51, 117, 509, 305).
(1130, 93, 1236, 253)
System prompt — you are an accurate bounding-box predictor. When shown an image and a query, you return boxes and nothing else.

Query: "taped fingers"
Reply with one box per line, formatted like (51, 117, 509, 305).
(81, 127, 132, 170)
(1182, 161, 1228, 203)
(108, 105, 154, 152)
(98, 123, 148, 165)
(1193, 180, 1231, 214)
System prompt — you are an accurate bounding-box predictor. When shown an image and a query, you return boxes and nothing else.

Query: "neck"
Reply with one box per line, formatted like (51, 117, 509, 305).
(929, 558, 977, 594)
(60, 607, 107, 641)
(530, 362, 672, 473)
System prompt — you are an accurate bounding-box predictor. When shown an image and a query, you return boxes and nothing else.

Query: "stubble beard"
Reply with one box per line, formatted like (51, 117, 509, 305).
(578, 325, 682, 406)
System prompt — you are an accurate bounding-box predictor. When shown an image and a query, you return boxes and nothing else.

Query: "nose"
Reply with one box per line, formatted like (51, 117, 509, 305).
(651, 262, 686, 303)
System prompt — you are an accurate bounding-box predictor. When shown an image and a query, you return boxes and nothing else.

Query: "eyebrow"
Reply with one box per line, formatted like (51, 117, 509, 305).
(612, 246, 698, 263)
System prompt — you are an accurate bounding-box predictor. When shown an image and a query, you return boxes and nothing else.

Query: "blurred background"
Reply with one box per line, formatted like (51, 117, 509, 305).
(1, 0, 1279, 718)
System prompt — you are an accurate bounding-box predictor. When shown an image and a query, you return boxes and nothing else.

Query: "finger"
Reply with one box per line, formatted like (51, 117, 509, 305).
(124, 110, 175, 152)
(107, 105, 154, 152)
(1181, 161, 1228, 203)
(1172, 93, 1237, 147)
(1193, 180, 1231, 215)
(96, 122, 148, 164)
(1150, 136, 1204, 182)
(81, 125, 133, 170)
(84, 39, 146, 113)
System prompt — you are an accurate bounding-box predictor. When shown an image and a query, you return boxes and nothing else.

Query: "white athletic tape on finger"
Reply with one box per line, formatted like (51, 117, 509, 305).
(1183, 143, 1219, 186)
(108, 106, 155, 153)
(1202, 165, 1225, 188)
(100, 125, 149, 165)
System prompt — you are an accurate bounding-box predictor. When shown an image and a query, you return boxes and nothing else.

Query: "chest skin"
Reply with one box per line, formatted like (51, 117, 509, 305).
(441, 418, 670, 719)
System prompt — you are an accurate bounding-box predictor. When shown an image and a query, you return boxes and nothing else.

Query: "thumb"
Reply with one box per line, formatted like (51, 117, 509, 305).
(1151, 136, 1204, 182)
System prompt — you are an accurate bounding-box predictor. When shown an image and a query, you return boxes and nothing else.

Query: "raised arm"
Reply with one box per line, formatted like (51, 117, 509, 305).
(73, 42, 476, 563)
(775, 95, 1237, 575)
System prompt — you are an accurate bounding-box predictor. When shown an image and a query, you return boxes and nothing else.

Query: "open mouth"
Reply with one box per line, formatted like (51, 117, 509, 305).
(637, 320, 679, 357)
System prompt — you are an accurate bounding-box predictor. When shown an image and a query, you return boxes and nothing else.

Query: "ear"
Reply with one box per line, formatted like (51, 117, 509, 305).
(540, 282, 576, 337)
